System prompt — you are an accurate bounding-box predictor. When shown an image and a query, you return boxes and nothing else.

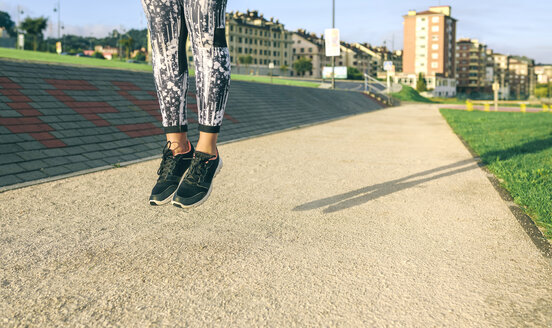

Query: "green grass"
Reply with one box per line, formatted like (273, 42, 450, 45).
(440, 109, 552, 238)
(0, 48, 153, 72)
(391, 85, 434, 103)
(0, 48, 320, 88)
(231, 74, 320, 88)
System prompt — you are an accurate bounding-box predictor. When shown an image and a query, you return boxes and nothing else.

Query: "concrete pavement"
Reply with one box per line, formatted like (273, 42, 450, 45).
(1, 104, 551, 326)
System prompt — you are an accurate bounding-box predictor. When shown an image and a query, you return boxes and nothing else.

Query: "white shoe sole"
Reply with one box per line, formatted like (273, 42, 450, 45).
(148, 169, 189, 206)
(171, 158, 223, 209)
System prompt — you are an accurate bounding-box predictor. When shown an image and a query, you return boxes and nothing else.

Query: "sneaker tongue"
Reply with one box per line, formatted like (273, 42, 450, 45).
(194, 151, 215, 161)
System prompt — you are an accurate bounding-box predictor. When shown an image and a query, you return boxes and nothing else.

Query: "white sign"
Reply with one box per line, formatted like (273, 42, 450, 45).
(383, 61, 393, 71)
(268, 62, 274, 69)
(17, 34, 25, 49)
(323, 66, 347, 79)
(492, 82, 500, 92)
(325, 28, 340, 57)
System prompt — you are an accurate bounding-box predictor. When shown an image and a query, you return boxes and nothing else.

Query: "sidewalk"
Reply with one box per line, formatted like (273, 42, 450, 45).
(1, 104, 551, 326)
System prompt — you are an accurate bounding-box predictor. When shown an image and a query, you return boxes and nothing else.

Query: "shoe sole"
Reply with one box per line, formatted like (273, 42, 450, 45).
(171, 158, 223, 209)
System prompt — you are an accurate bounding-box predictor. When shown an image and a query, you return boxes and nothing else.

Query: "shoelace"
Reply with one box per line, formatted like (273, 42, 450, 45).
(157, 141, 178, 179)
(183, 157, 211, 185)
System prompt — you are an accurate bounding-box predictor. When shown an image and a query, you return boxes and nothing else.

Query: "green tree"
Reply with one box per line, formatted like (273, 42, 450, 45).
(293, 57, 313, 77)
(280, 64, 289, 75)
(0, 11, 16, 37)
(20, 16, 48, 51)
(118, 37, 135, 59)
(347, 67, 363, 80)
(133, 52, 146, 62)
(416, 72, 427, 92)
(92, 51, 105, 59)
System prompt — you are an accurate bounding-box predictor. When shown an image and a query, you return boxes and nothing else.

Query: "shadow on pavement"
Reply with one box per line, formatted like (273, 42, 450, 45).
(294, 159, 479, 213)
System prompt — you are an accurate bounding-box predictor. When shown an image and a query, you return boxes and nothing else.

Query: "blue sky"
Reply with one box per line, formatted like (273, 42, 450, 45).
(1, 0, 550, 63)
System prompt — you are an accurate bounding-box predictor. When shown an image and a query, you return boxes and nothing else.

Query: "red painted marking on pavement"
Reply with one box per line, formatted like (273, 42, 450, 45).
(0, 77, 66, 148)
(44, 79, 98, 91)
(45, 87, 117, 127)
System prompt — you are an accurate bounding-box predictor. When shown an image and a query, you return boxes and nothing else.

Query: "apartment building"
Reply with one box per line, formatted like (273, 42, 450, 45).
(398, 5, 457, 97)
(508, 56, 536, 98)
(292, 29, 325, 78)
(535, 65, 552, 84)
(456, 38, 488, 94)
(492, 53, 511, 99)
(186, 10, 294, 76)
(402, 6, 456, 78)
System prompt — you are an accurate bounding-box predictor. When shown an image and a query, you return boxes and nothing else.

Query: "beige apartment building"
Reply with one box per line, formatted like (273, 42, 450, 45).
(292, 29, 325, 78)
(456, 38, 488, 94)
(508, 56, 536, 99)
(535, 65, 552, 84)
(186, 10, 294, 76)
(491, 52, 511, 99)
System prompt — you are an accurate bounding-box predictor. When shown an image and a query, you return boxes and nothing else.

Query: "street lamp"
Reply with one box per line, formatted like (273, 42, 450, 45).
(331, 0, 335, 90)
(53, 1, 61, 39)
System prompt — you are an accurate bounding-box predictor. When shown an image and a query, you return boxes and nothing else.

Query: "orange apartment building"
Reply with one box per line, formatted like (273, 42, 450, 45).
(396, 6, 457, 97)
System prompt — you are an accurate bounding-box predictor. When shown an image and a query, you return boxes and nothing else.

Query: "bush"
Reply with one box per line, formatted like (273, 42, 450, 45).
(92, 51, 105, 59)
(133, 52, 146, 62)
(347, 67, 363, 80)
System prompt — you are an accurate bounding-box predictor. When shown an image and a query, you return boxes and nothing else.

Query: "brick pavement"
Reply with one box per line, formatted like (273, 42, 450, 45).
(0, 59, 384, 190)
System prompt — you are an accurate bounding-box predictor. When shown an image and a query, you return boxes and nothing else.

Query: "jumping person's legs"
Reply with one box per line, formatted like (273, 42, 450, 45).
(142, 0, 230, 207)
(172, 0, 230, 208)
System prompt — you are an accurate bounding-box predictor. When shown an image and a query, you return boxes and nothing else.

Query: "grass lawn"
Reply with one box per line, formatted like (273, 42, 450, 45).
(440, 109, 552, 238)
(391, 85, 434, 103)
(0, 47, 153, 72)
(0, 48, 320, 88)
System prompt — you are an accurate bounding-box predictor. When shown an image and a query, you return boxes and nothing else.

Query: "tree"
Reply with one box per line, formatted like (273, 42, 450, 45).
(293, 57, 313, 77)
(119, 37, 134, 59)
(280, 64, 289, 75)
(416, 72, 428, 92)
(347, 67, 363, 80)
(20, 16, 48, 51)
(0, 11, 16, 37)
(92, 51, 105, 59)
(133, 52, 146, 62)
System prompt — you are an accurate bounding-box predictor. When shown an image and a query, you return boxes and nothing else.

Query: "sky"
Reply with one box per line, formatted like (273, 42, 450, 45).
(1, 0, 550, 63)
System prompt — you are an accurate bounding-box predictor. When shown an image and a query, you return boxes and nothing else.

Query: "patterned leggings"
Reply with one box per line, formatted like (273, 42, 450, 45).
(141, 0, 231, 133)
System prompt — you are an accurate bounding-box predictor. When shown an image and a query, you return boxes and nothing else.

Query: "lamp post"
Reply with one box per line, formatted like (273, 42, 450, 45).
(331, 0, 335, 90)
(53, 1, 61, 40)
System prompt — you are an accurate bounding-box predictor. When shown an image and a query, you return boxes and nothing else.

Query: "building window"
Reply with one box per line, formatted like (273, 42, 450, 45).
(431, 62, 438, 68)
(432, 26, 439, 32)
(432, 16, 439, 23)
(432, 36, 438, 41)
(308, 47, 312, 53)
(432, 44, 439, 50)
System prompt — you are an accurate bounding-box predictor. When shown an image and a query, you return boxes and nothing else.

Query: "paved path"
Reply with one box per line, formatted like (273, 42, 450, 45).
(1, 104, 551, 327)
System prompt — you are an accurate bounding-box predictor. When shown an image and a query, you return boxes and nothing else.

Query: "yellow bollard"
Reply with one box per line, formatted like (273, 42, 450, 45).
(543, 104, 550, 112)
(466, 100, 474, 112)
(520, 103, 526, 113)
(484, 103, 490, 112)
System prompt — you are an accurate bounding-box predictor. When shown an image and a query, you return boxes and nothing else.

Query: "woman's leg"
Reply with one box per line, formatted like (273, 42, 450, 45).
(184, 0, 231, 155)
(142, 0, 195, 205)
(142, 0, 190, 154)
(172, 0, 230, 208)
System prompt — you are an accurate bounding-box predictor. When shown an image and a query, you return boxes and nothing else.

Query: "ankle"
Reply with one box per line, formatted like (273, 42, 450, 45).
(195, 144, 217, 156)
(171, 140, 191, 155)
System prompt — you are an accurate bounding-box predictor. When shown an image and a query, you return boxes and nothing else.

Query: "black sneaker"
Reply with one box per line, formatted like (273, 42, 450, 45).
(172, 150, 223, 208)
(149, 141, 194, 205)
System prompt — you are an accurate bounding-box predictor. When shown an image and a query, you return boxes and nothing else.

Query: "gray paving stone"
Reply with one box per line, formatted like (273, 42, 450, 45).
(0, 163, 26, 175)
(42, 165, 72, 177)
(15, 170, 48, 181)
(64, 162, 92, 172)
(0, 174, 23, 187)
